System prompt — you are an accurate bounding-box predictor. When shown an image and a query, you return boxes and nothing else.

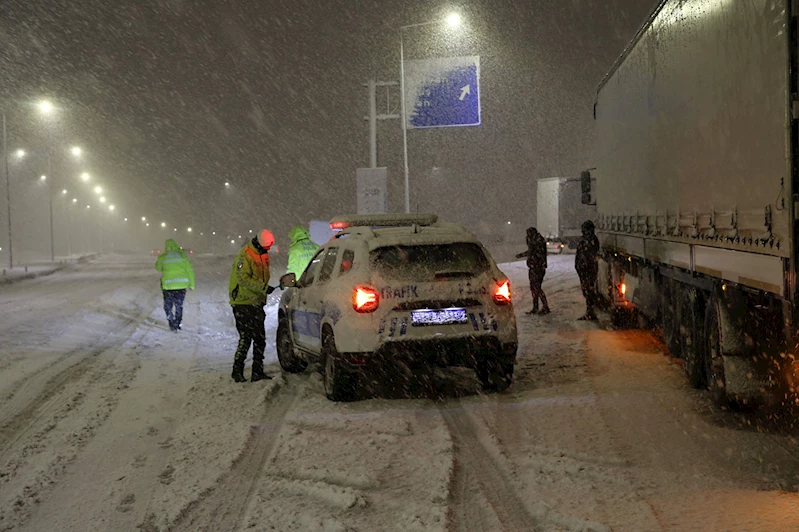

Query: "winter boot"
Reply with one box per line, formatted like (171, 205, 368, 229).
(231, 361, 247, 383)
(539, 307, 551, 315)
(250, 360, 271, 382)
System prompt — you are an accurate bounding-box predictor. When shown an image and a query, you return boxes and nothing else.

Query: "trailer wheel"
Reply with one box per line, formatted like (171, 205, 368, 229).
(679, 288, 706, 389)
(660, 280, 681, 356)
(704, 298, 727, 404)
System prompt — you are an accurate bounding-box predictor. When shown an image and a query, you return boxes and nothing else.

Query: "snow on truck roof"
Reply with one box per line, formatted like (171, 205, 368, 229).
(329, 214, 479, 249)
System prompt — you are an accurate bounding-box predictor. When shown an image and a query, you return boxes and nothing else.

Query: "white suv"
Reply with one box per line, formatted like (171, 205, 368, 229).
(276, 214, 518, 401)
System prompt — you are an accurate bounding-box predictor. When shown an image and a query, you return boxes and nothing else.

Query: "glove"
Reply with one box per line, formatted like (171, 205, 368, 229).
(266, 285, 276, 295)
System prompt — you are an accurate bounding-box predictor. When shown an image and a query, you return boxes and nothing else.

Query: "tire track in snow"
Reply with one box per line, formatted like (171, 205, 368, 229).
(0, 330, 149, 530)
(0, 296, 157, 456)
(169, 382, 294, 532)
(441, 405, 538, 532)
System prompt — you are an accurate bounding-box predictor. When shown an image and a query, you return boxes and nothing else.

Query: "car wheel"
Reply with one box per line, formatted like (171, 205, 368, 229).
(276, 317, 307, 373)
(476, 357, 513, 392)
(322, 332, 356, 401)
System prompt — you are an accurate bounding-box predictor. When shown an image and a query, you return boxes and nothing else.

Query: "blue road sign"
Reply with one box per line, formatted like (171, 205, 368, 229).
(404, 56, 481, 129)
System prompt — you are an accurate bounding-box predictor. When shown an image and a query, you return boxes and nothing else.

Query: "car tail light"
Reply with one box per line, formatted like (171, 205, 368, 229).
(494, 280, 512, 305)
(353, 286, 379, 313)
(331, 221, 350, 230)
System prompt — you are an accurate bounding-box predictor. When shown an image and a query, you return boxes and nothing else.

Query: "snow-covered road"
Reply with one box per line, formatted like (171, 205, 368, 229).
(1, 254, 798, 531)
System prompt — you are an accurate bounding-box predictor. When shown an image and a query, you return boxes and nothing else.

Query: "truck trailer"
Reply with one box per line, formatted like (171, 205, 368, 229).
(537, 177, 597, 249)
(584, 0, 799, 404)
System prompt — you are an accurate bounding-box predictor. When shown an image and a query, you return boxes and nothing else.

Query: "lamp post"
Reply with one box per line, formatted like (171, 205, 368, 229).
(3, 112, 11, 268)
(399, 13, 461, 213)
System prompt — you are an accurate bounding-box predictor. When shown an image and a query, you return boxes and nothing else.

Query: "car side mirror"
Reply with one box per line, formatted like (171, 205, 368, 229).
(280, 273, 296, 289)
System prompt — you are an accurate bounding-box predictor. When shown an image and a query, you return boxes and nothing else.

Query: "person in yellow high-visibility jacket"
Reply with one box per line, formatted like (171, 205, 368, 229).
(155, 239, 195, 332)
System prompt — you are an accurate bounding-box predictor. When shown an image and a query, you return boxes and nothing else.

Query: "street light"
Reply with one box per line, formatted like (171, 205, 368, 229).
(38, 100, 54, 114)
(187, 227, 192, 232)
(72, 198, 77, 203)
(161, 222, 166, 227)
(141, 216, 146, 221)
(15, 149, 25, 158)
(224, 182, 230, 187)
(62, 189, 67, 194)
(94, 186, 102, 194)
(81, 172, 90, 182)
(123, 217, 127, 221)
(71, 146, 82, 157)
(40, 175, 46, 181)
(99, 196, 106, 203)
(109, 205, 115, 211)
(146, 222, 150, 227)
(399, 12, 462, 213)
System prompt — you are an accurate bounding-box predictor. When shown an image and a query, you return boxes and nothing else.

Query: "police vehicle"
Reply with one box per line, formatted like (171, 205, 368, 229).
(276, 214, 518, 401)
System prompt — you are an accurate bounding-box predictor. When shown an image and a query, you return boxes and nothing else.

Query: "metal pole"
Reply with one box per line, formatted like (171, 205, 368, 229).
(3, 112, 11, 269)
(66, 201, 72, 258)
(399, 29, 410, 213)
(368, 79, 377, 168)
(47, 152, 54, 262)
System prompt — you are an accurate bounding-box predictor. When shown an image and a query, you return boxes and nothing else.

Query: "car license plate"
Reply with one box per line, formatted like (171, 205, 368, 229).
(411, 308, 468, 326)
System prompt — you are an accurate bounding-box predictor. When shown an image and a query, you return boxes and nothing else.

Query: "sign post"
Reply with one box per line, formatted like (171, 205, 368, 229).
(356, 168, 388, 215)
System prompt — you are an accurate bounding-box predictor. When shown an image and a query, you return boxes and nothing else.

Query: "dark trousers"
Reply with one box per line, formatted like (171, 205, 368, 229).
(578, 268, 598, 317)
(232, 305, 266, 370)
(163, 289, 186, 327)
(528, 268, 549, 311)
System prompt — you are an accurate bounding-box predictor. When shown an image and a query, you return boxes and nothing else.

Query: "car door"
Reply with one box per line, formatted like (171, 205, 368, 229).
(297, 247, 340, 353)
(292, 248, 325, 351)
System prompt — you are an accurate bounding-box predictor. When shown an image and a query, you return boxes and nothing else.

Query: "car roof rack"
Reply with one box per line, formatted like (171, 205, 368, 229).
(330, 213, 438, 230)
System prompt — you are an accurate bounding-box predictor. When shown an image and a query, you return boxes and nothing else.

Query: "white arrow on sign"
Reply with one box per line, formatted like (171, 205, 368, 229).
(459, 85, 470, 101)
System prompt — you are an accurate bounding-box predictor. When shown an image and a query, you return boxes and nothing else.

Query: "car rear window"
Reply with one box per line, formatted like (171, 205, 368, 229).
(370, 243, 490, 281)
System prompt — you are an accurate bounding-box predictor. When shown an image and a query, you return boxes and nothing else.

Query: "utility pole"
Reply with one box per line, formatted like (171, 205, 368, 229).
(47, 152, 55, 262)
(363, 80, 399, 169)
(3, 112, 11, 269)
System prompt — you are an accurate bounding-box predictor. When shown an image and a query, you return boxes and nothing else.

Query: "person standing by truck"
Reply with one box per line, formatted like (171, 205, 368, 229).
(575, 221, 599, 321)
(516, 227, 551, 315)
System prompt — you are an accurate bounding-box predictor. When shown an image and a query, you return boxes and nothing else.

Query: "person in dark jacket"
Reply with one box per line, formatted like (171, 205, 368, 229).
(515, 227, 550, 315)
(575, 220, 600, 320)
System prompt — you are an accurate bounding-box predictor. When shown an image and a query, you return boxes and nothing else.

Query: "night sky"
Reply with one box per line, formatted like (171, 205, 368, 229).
(0, 0, 656, 252)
